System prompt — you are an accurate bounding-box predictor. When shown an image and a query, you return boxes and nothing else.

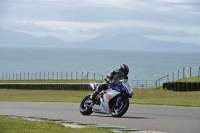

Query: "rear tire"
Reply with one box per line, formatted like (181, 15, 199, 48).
(79, 95, 93, 115)
(110, 95, 129, 117)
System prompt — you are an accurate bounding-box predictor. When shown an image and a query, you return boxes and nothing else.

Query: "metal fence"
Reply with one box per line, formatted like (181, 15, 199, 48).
(0, 71, 157, 89)
(1, 66, 199, 89)
(156, 66, 200, 88)
(0, 71, 104, 81)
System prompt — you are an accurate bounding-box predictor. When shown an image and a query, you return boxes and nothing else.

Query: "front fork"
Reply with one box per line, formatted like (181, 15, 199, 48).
(116, 97, 122, 106)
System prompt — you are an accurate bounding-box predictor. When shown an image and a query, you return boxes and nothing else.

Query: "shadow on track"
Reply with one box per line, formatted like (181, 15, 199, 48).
(90, 114, 153, 119)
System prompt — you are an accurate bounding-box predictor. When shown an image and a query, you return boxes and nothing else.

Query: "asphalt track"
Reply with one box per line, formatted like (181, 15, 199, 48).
(0, 102, 200, 133)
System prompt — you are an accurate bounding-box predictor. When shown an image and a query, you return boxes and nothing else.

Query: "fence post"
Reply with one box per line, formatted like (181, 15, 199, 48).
(190, 67, 192, 77)
(178, 70, 179, 80)
(61, 72, 63, 80)
(87, 72, 89, 80)
(156, 80, 158, 88)
(156, 80, 157, 88)
(172, 72, 174, 81)
(82, 72, 83, 79)
(16, 73, 18, 80)
(198, 67, 200, 76)
(167, 75, 169, 82)
(102, 75, 103, 80)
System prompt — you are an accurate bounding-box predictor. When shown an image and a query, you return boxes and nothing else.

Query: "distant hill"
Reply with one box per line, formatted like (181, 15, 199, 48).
(69, 33, 200, 52)
(1, 29, 200, 52)
(0, 29, 67, 46)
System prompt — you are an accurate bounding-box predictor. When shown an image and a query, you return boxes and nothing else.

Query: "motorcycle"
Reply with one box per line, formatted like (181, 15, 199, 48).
(79, 79, 134, 117)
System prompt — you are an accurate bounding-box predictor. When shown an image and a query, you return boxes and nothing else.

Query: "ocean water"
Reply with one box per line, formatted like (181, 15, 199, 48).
(0, 46, 200, 81)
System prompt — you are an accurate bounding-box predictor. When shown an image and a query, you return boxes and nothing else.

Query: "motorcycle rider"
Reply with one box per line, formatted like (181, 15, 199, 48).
(91, 64, 129, 102)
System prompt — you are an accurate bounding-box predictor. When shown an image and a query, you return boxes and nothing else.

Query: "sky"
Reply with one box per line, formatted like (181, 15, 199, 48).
(0, 0, 200, 44)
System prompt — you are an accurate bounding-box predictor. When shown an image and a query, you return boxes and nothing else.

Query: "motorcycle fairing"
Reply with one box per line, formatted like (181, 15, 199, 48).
(90, 83, 99, 91)
(108, 81, 134, 97)
(92, 90, 120, 114)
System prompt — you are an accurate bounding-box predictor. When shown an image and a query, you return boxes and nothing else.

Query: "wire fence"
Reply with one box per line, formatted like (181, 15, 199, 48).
(1, 66, 199, 89)
(156, 66, 200, 88)
(0, 71, 104, 81)
(0, 71, 157, 89)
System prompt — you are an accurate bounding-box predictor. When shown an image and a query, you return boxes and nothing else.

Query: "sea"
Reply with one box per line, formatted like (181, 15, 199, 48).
(0, 46, 200, 82)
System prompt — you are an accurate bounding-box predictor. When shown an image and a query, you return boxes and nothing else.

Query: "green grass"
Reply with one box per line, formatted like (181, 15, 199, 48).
(0, 79, 103, 83)
(0, 89, 91, 102)
(175, 76, 200, 82)
(0, 89, 200, 107)
(131, 88, 200, 107)
(0, 115, 114, 133)
(0, 77, 200, 107)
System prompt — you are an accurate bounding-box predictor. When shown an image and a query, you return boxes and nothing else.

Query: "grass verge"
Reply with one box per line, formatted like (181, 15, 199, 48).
(0, 89, 200, 107)
(132, 88, 200, 107)
(175, 76, 200, 82)
(0, 115, 113, 133)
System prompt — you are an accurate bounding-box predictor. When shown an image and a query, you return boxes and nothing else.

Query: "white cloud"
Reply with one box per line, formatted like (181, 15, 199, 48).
(0, 0, 200, 44)
(156, 0, 200, 3)
(145, 35, 200, 45)
(8, 19, 199, 44)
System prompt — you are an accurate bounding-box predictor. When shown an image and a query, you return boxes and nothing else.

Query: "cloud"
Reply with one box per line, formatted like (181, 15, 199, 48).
(0, 0, 200, 44)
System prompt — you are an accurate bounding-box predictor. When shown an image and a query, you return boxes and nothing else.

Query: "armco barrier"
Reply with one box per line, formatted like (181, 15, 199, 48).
(0, 83, 91, 91)
(163, 82, 200, 91)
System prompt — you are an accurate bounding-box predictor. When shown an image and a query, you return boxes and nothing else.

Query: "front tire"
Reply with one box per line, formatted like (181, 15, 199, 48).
(79, 95, 93, 115)
(110, 95, 129, 117)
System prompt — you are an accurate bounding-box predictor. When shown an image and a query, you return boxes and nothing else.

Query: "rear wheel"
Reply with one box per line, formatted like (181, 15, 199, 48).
(79, 95, 93, 115)
(110, 95, 129, 117)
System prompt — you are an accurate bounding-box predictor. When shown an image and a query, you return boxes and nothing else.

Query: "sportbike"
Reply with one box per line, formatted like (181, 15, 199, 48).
(79, 79, 134, 117)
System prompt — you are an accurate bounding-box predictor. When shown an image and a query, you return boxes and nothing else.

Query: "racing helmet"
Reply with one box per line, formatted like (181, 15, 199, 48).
(119, 64, 129, 76)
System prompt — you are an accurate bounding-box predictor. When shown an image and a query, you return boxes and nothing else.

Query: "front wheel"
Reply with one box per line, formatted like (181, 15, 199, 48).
(110, 95, 129, 117)
(79, 95, 93, 115)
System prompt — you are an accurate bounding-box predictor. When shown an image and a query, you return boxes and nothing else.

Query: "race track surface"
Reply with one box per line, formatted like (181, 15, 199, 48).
(0, 102, 200, 133)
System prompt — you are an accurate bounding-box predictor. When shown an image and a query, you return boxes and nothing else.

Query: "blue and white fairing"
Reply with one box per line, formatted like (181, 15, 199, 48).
(89, 79, 134, 114)
(108, 79, 134, 98)
(89, 83, 99, 91)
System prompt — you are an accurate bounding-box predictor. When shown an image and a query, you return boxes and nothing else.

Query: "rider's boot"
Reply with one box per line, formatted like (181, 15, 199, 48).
(91, 90, 99, 103)
(91, 84, 104, 104)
